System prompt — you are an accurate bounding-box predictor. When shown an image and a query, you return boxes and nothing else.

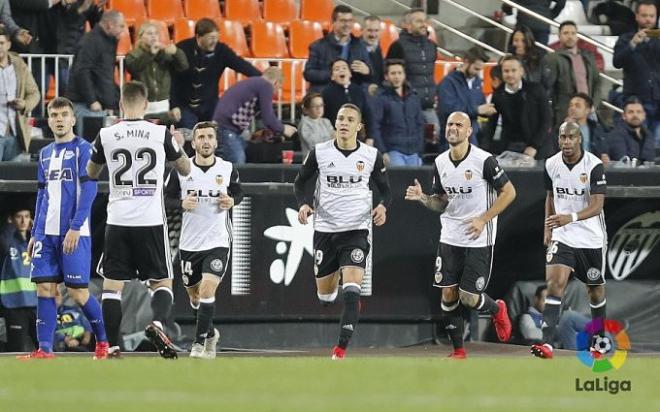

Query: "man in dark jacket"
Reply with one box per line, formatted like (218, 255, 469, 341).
(304, 5, 372, 92)
(541, 21, 601, 128)
(370, 59, 424, 166)
(608, 98, 656, 162)
(65, 10, 124, 139)
(613, 0, 660, 144)
(361, 15, 384, 91)
(437, 47, 497, 150)
(486, 56, 552, 159)
(564, 92, 610, 162)
(386, 8, 439, 141)
(172, 18, 261, 129)
(502, 0, 566, 45)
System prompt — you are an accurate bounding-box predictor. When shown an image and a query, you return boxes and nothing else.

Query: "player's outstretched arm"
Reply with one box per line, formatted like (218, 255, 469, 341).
(405, 179, 448, 213)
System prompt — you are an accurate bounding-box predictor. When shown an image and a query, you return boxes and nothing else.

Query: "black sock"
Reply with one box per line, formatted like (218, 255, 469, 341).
(337, 284, 361, 350)
(101, 291, 122, 348)
(442, 300, 464, 350)
(151, 287, 173, 324)
(542, 295, 562, 345)
(590, 298, 606, 335)
(476, 293, 499, 315)
(191, 301, 199, 319)
(194, 299, 215, 345)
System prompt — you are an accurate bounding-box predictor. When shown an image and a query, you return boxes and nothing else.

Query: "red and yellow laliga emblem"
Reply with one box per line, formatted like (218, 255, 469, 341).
(356, 161, 365, 172)
(464, 169, 473, 181)
(216, 175, 224, 185)
(580, 173, 588, 184)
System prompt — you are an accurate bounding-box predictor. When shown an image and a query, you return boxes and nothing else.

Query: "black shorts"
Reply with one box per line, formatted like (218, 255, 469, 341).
(433, 242, 493, 294)
(313, 230, 370, 278)
(98, 224, 173, 282)
(546, 241, 606, 285)
(179, 247, 229, 288)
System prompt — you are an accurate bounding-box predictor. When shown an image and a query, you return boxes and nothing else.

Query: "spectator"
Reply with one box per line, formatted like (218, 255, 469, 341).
(0, 208, 37, 352)
(370, 59, 424, 166)
(303, 5, 372, 92)
(213, 67, 297, 164)
(172, 18, 261, 129)
(361, 15, 384, 91)
(386, 8, 439, 142)
(541, 21, 601, 127)
(518, 284, 590, 350)
(436, 47, 496, 149)
(507, 25, 545, 83)
(321, 59, 371, 138)
(548, 38, 605, 72)
(65, 10, 125, 139)
(608, 97, 656, 162)
(565, 92, 610, 162)
(502, 0, 566, 45)
(54, 288, 93, 352)
(613, 0, 660, 144)
(0, 27, 40, 162)
(0, 0, 32, 48)
(486, 55, 552, 159)
(126, 21, 189, 126)
(298, 92, 334, 156)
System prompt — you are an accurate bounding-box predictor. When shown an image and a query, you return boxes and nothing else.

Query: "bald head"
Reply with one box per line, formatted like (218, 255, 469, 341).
(558, 120, 582, 158)
(558, 121, 581, 137)
(446, 111, 472, 146)
(100, 10, 126, 40)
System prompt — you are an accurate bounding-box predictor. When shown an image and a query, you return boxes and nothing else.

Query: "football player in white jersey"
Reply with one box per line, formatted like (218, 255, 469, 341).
(164, 121, 243, 359)
(294, 104, 392, 360)
(531, 121, 608, 359)
(405, 111, 516, 359)
(87, 81, 191, 359)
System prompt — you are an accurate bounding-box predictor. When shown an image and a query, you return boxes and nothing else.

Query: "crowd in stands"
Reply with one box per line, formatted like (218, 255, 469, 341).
(0, 0, 655, 166)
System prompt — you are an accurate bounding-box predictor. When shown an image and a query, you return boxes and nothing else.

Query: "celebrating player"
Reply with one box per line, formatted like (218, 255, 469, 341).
(164, 121, 243, 359)
(294, 103, 392, 360)
(405, 111, 516, 359)
(531, 121, 608, 359)
(19, 97, 108, 360)
(87, 81, 191, 359)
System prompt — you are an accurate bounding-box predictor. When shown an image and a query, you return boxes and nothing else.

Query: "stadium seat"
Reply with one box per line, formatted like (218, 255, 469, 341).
(173, 17, 196, 43)
(280, 60, 306, 103)
(184, 0, 222, 20)
(263, 0, 297, 28)
(379, 21, 400, 57)
(434, 61, 446, 84)
(146, 0, 184, 26)
(117, 27, 133, 55)
(288, 20, 323, 59)
(250, 21, 289, 58)
(300, 0, 334, 30)
(218, 69, 237, 95)
(225, 0, 262, 25)
(110, 0, 147, 26)
(482, 65, 494, 96)
(218, 20, 250, 57)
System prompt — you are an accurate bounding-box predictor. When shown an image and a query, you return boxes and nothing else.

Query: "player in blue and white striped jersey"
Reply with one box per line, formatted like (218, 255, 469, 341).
(18, 97, 108, 360)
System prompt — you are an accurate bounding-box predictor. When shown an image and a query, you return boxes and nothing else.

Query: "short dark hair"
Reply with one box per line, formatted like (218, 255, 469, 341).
(559, 20, 577, 32)
(192, 121, 218, 139)
(339, 103, 362, 122)
(499, 54, 521, 66)
(121, 81, 148, 105)
(0, 26, 9, 41)
(195, 18, 219, 37)
(364, 15, 381, 24)
(330, 57, 349, 70)
(534, 285, 547, 299)
(384, 58, 406, 72)
(490, 64, 502, 81)
(47, 97, 75, 114)
(302, 92, 322, 110)
(332, 5, 352, 22)
(623, 96, 644, 110)
(636, 0, 657, 13)
(464, 47, 489, 63)
(570, 92, 593, 108)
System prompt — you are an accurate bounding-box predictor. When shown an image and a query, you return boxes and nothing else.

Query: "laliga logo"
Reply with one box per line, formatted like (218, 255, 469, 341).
(263, 208, 314, 286)
(608, 211, 660, 280)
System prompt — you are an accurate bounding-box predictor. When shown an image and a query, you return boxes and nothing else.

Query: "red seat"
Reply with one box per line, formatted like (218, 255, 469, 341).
(146, 0, 184, 25)
(280, 60, 306, 103)
(263, 0, 297, 28)
(380, 21, 400, 57)
(117, 27, 133, 55)
(218, 69, 237, 96)
(250, 21, 289, 58)
(218, 20, 250, 57)
(184, 0, 222, 20)
(225, 0, 262, 25)
(173, 17, 196, 43)
(300, 0, 334, 31)
(288, 20, 323, 59)
(110, 0, 147, 26)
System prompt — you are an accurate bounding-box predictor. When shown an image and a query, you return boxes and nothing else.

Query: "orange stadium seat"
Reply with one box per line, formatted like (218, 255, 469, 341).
(434, 61, 447, 84)
(288, 20, 323, 58)
(110, 0, 147, 26)
(250, 21, 289, 58)
(184, 0, 222, 20)
(379, 20, 400, 57)
(482, 65, 494, 96)
(146, 0, 184, 25)
(173, 17, 196, 43)
(117, 27, 133, 55)
(218, 20, 250, 57)
(300, 0, 334, 30)
(225, 0, 262, 25)
(218, 69, 237, 95)
(263, 0, 297, 28)
(281, 60, 306, 103)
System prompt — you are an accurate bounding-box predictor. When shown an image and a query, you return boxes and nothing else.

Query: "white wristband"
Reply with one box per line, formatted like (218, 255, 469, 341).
(571, 212, 578, 223)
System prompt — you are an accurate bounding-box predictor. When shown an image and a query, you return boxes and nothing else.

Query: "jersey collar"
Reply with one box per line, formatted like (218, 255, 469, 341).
(334, 140, 360, 157)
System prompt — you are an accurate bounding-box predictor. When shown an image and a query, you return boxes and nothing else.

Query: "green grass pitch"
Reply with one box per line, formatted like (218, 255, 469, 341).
(0, 355, 657, 412)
